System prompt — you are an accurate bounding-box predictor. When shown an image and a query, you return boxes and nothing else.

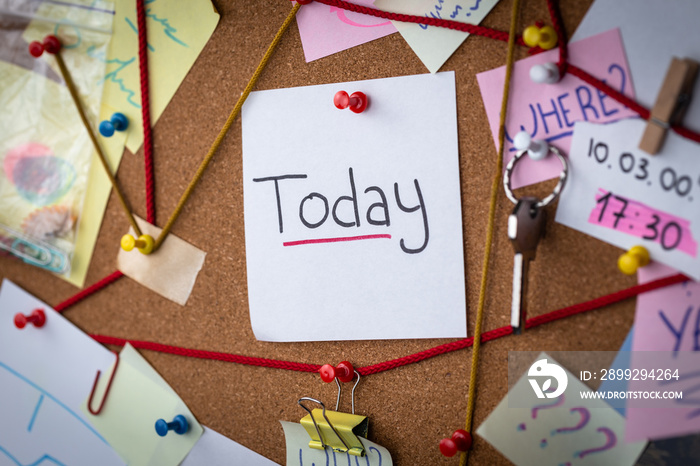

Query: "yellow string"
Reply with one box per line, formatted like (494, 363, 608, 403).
(459, 0, 520, 464)
(55, 51, 143, 237)
(152, 3, 301, 251)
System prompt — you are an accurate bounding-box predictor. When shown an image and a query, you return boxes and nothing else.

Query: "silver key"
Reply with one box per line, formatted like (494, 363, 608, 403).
(508, 197, 546, 334)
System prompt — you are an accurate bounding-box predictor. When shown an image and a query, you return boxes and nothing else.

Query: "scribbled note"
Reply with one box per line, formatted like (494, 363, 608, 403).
(374, 0, 500, 73)
(241, 72, 466, 342)
(477, 352, 646, 466)
(280, 421, 392, 466)
(0, 279, 124, 465)
(555, 118, 700, 279)
(626, 263, 700, 441)
(102, 0, 219, 153)
(476, 29, 636, 188)
(295, 0, 396, 62)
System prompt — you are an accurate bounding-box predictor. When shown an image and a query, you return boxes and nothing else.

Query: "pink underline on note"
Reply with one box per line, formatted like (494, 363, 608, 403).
(283, 234, 391, 247)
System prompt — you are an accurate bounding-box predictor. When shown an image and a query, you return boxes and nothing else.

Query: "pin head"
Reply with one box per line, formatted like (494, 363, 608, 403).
(155, 414, 189, 436)
(99, 113, 129, 137)
(618, 245, 650, 275)
(120, 234, 154, 255)
(334, 91, 368, 113)
(319, 361, 355, 383)
(14, 309, 46, 329)
(28, 35, 61, 57)
(523, 24, 557, 50)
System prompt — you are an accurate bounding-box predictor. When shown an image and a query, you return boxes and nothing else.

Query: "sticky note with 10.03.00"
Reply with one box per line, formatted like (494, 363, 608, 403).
(555, 118, 700, 280)
(241, 72, 466, 342)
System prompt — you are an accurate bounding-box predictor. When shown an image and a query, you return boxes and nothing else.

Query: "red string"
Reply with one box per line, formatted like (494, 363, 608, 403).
(89, 273, 687, 376)
(136, 0, 156, 224)
(54, 271, 124, 313)
(312, 0, 526, 46)
(545, 0, 568, 76)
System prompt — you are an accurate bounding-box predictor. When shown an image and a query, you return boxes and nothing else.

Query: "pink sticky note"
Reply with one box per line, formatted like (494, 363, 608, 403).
(295, 0, 396, 62)
(476, 29, 636, 189)
(588, 189, 698, 258)
(625, 263, 700, 442)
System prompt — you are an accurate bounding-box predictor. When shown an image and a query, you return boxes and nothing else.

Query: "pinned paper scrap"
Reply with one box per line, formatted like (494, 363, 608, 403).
(82, 343, 203, 466)
(477, 352, 646, 466)
(374, 0, 500, 73)
(241, 72, 466, 342)
(572, 0, 700, 131)
(295, 0, 396, 62)
(280, 421, 392, 466)
(555, 119, 700, 279)
(117, 216, 206, 305)
(182, 426, 280, 466)
(0, 279, 124, 465)
(104, 0, 219, 153)
(624, 262, 700, 442)
(477, 28, 636, 189)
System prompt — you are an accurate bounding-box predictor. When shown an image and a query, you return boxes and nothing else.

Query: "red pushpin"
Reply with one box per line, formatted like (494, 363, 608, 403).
(439, 429, 472, 457)
(28, 35, 62, 58)
(334, 91, 368, 114)
(319, 361, 355, 383)
(14, 309, 46, 329)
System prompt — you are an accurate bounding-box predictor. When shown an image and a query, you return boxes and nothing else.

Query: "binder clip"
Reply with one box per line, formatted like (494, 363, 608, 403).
(298, 370, 368, 457)
(639, 57, 699, 155)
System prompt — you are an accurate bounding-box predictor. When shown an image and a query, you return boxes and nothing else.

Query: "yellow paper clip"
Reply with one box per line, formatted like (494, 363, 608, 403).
(298, 397, 368, 457)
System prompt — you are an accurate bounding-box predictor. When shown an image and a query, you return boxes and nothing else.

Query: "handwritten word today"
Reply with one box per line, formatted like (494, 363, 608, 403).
(253, 168, 429, 254)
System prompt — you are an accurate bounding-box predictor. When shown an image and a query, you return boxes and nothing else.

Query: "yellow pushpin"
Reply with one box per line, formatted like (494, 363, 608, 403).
(121, 234, 154, 255)
(618, 245, 650, 275)
(523, 24, 558, 50)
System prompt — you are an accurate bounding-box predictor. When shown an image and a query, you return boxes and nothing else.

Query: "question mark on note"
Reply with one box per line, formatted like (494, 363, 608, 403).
(574, 427, 617, 458)
(550, 407, 591, 436)
(517, 394, 565, 432)
(466, 0, 482, 16)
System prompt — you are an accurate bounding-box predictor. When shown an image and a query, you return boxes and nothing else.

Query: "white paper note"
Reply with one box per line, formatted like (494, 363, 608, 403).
(572, 0, 700, 134)
(555, 119, 700, 279)
(280, 421, 392, 466)
(374, 0, 500, 73)
(241, 72, 466, 342)
(182, 426, 280, 466)
(0, 279, 124, 466)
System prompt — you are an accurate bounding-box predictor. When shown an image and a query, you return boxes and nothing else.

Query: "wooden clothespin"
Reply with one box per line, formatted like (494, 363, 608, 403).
(639, 57, 699, 155)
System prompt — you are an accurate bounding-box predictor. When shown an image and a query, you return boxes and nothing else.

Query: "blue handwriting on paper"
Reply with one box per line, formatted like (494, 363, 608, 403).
(297, 446, 383, 466)
(124, 0, 189, 52)
(658, 306, 700, 357)
(87, 46, 140, 108)
(0, 444, 66, 466)
(419, 0, 445, 29)
(504, 64, 628, 149)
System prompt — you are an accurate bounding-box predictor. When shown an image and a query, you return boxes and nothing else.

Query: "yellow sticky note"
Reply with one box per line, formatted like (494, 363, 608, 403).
(117, 216, 206, 305)
(83, 343, 203, 466)
(104, 0, 220, 153)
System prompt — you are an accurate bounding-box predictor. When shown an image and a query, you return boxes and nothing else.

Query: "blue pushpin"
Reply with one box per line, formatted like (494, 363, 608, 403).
(99, 112, 129, 137)
(155, 414, 189, 437)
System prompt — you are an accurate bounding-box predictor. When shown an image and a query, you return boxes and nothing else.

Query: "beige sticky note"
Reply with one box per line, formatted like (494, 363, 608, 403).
(103, 0, 220, 154)
(83, 343, 204, 466)
(117, 217, 206, 305)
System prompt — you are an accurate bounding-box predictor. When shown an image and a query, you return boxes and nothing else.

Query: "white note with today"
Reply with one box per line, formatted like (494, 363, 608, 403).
(241, 72, 466, 342)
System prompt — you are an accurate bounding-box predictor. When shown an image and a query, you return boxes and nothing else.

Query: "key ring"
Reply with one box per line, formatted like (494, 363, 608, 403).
(503, 145, 569, 209)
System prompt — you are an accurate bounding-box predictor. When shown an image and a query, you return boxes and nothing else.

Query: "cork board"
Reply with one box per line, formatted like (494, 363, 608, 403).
(1, 0, 655, 464)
